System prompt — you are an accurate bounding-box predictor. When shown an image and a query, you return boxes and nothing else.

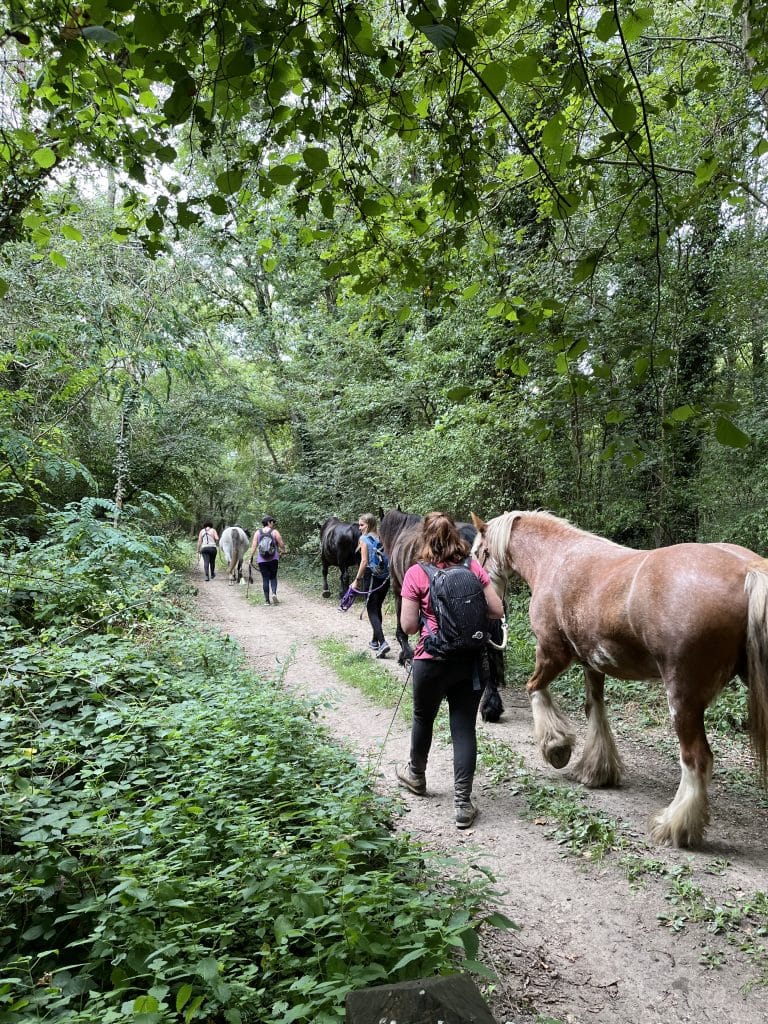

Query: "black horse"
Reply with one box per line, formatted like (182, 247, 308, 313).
(380, 508, 505, 723)
(319, 517, 361, 598)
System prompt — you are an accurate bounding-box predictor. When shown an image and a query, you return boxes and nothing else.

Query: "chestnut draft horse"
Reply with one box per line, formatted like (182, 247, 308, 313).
(472, 510, 768, 848)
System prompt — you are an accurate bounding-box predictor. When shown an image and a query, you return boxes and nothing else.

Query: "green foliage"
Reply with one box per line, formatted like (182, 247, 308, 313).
(0, 518, 506, 1023)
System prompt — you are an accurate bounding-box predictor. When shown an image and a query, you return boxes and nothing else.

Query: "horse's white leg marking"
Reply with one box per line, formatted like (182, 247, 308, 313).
(649, 757, 711, 848)
(572, 670, 624, 787)
(530, 689, 576, 770)
(572, 701, 624, 787)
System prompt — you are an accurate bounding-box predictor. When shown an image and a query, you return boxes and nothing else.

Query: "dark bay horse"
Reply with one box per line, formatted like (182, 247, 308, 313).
(382, 509, 506, 722)
(319, 517, 361, 598)
(473, 510, 768, 847)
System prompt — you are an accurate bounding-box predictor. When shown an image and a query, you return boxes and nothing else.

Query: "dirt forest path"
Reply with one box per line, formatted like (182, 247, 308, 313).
(193, 568, 768, 1024)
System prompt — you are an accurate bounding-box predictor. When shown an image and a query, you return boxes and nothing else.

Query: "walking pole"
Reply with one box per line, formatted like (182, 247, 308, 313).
(371, 659, 413, 777)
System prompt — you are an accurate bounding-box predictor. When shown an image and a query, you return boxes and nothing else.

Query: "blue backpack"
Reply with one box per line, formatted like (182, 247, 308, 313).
(364, 535, 389, 577)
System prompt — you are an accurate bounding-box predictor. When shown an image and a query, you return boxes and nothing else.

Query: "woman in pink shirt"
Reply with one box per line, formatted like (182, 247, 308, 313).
(397, 512, 503, 829)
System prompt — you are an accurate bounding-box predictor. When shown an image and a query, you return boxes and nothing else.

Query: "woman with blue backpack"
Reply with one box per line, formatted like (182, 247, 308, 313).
(352, 512, 391, 658)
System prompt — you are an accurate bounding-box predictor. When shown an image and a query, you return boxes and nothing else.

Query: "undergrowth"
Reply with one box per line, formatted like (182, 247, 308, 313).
(0, 498, 510, 1023)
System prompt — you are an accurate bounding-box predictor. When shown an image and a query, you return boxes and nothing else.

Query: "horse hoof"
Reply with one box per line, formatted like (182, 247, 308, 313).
(546, 743, 572, 769)
(322, 590, 330, 598)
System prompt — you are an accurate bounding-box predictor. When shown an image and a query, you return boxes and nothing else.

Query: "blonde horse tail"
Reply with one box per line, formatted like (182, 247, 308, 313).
(745, 564, 768, 783)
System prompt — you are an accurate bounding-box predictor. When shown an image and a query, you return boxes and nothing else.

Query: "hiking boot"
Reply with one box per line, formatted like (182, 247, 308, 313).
(205, 575, 210, 581)
(375, 640, 391, 659)
(396, 763, 426, 796)
(454, 799, 478, 830)
(271, 595, 279, 605)
(264, 597, 271, 604)
(368, 640, 380, 651)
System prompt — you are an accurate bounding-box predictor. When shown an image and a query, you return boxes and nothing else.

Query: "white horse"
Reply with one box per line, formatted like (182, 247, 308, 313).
(218, 526, 250, 583)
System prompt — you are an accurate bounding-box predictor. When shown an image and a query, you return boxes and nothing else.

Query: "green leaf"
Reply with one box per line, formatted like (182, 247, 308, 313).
(61, 225, 83, 242)
(667, 405, 697, 422)
(481, 61, 506, 95)
(595, 11, 618, 41)
(132, 11, 166, 45)
(715, 417, 750, 448)
(133, 995, 160, 1012)
(446, 386, 473, 402)
(541, 114, 564, 149)
(505, 354, 530, 376)
(269, 165, 297, 185)
(360, 198, 385, 218)
(508, 55, 538, 84)
(612, 100, 637, 133)
(622, 7, 652, 43)
(460, 958, 498, 980)
(195, 957, 219, 982)
(303, 147, 329, 171)
(202, 194, 225, 215)
(462, 282, 481, 300)
(572, 253, 599, 283)
(0, 277, 8, 297)
(694, 156, 718, 185)
(483, 911, 520, 930)
(176, 985, 193, 1012)
(32, 147, 56, 168)
(554, 192, 580, 218)
(81, 26, 122, 44)
(420, 23, 457, 50)
(319, 191, 335, 218)
(391, 948, 426, 971)
(49, 250, 68, 268)
(216, 168, 243, 194)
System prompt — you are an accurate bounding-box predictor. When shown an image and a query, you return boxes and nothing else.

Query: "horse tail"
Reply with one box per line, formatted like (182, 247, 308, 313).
(745, 563, 768, 783)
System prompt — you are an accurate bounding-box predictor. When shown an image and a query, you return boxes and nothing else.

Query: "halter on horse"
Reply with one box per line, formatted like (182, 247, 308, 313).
(472, 509, 768, 848)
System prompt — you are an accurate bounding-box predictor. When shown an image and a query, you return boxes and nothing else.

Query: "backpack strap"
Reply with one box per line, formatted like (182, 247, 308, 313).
(417, 561, 437, 637)
(419, 561, 437, 582)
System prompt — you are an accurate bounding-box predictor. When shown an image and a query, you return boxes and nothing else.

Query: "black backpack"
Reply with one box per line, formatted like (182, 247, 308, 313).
(257, 528, 278, 559)
(420, 559, 489, 658)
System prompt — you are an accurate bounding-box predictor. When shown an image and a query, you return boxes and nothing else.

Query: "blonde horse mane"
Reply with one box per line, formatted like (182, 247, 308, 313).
(485, 509, 579, 565)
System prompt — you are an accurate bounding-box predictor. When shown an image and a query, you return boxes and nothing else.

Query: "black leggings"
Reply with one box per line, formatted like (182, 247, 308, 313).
(258, 559, 279, 599)
(362, 568, 390, 645)
(409, 656, 482, 797)
(201, 547, 217, 578)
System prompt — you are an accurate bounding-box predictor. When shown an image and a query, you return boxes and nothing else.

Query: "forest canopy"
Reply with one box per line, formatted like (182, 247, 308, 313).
(2, 1, 768, 546)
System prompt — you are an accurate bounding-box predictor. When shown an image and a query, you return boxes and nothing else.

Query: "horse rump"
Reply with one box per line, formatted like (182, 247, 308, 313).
(319, 516, 361, 598)
(219, 526, 250, 583)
